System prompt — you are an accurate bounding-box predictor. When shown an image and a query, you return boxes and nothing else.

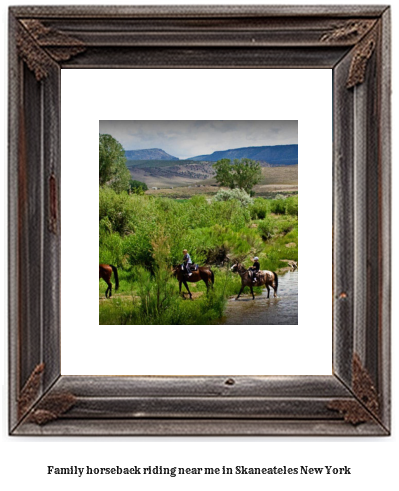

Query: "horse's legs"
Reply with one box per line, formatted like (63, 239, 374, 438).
(250, 285, 255, 300)
(266, 285, 270, 299)
(179, 281, 182, 295)
(183, 280, 192, 300)
(236, 285, 244, 300)
(105, 281, 112, 298)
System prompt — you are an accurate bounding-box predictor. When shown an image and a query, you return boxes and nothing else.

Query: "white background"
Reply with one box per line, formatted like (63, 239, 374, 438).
(61, 68, 332, 376)
(1, 1, 397, 491)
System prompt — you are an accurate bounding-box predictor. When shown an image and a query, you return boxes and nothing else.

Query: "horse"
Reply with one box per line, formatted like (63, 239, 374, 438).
(99, 263, 119, 298)
(172, 265, 214, 300)
(230, 262, 278, 300)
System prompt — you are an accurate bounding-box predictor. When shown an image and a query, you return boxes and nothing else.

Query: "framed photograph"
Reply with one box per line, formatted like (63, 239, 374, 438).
(97, 119, 299, 326)
(9, 5, 391, 435)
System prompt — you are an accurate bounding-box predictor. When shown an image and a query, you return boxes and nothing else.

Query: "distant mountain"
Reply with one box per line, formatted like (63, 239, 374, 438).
(125, 148, 178, 161)
(188, 144, 298, 166)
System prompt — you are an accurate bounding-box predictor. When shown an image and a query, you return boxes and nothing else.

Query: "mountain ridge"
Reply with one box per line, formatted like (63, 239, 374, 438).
(187, 144, 298, 166)
(125, 148, 178, 160)
(125, 144, 298, 167)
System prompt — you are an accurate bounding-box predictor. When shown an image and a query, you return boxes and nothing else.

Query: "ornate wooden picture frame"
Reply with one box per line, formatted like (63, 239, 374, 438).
(9, 5, 391, 436)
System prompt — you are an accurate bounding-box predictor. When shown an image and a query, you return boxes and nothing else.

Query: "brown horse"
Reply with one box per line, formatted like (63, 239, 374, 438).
(230, 262, 278, 300)
(172, 265, 214, 300)
(99, 264, 119, 298)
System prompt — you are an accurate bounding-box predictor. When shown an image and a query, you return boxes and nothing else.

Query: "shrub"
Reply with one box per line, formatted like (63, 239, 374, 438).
(258, 217, 275, 240)
(285, 196, 298, 216)
(269, 198, 286, 215)
(249, 198, 268, 219)
(129, 179, 148, 194)
(99, 232, 125, 266)
(99, 187, 135, 235)
(213, 188, 254, 207)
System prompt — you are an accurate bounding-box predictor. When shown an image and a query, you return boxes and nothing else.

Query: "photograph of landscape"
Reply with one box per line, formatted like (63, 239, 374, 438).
(99, 120, 298, 325)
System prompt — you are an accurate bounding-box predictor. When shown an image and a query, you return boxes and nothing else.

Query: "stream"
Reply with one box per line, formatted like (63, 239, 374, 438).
(220, 270, 298, 325)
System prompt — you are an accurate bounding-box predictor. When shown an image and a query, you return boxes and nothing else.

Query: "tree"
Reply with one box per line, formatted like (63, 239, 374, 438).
(99, 134, 131, 193)
(212, 158, 235, 189)
(212, 158, 262, 194)
(129, 179, 148, 195)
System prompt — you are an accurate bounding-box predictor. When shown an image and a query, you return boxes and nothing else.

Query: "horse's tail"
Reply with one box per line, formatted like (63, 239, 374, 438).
(210, 269, 215, 285)
(273, 272, 278, 293)
(110, 265, 119, 291)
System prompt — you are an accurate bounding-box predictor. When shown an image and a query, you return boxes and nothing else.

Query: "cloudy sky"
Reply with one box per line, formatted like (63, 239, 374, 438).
(99, 120, 297, 159)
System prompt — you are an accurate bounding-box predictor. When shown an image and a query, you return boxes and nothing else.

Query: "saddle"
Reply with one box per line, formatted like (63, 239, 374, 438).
(181, 263, 198, 272)
(249, 270, 262, 282)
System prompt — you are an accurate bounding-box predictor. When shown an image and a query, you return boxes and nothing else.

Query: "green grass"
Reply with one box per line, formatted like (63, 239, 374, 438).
(99, 267, 238, 325)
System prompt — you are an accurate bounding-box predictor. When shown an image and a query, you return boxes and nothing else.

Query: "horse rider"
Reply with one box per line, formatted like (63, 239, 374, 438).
(249, 256, 260, 283)
(183, 249, 193, 276)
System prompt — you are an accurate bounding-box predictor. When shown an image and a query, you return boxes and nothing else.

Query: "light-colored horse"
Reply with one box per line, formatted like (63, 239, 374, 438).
(230, 262, 278, 300)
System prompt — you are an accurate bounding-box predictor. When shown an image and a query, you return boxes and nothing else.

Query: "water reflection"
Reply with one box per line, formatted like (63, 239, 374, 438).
(221, 270, 298, 325)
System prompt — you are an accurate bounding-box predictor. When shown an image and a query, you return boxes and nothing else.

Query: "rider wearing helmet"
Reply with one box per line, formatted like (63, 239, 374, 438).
(183, 249, 192, 276)
(249, 256, 260, 283)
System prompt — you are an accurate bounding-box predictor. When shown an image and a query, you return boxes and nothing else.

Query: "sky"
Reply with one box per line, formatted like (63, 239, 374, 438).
(99, 120, 298, 159)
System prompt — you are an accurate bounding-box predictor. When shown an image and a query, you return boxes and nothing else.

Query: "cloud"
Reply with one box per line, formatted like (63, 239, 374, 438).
(99, 120, 298, 159)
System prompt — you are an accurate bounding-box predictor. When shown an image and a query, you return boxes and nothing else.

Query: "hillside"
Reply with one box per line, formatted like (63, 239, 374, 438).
(188, 144, 298, 166)
(125, 148, 178, 160)
(144, 165, 298, 197)
(127, 159, 200, 168)
(125, 144, 298, 189)
(128, 161, 215, 188)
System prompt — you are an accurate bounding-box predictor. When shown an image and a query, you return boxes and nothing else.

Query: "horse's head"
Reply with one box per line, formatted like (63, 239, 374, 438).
(172, 265, 183, 277)
(230, 262, 246, 274)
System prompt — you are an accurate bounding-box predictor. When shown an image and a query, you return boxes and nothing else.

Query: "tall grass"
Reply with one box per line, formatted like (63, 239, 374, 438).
(99, 267, 237, 325)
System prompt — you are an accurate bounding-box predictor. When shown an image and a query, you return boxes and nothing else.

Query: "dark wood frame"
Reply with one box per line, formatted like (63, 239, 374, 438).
(9, 5, 391, 436)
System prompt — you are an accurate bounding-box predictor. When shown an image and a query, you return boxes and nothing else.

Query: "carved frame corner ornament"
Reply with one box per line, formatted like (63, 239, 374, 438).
(9, 6, 391, 436)
(346, 27, 379, 88)
(327, 354, 380, 425)
(320, 19, 376, 43)
(27, 392, 77, 425)
(17, 19, 85, 81)
(17, 363, 45, 419)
